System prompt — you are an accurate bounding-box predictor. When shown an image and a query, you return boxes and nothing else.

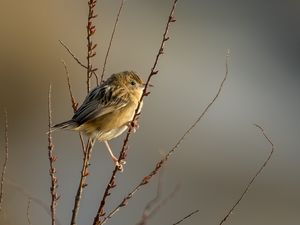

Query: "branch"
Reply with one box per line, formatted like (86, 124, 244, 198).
(218, 124, 275, 225)
(101, 50, 230, 224)
(59, 40, 99, 86)
(61, 60, 86, 152)
(27, 198, 32, 225)
(48, 84, 59, 225)
(172, 209, 199, 225)
(61, 60, 79, 112)
(59, 40, 87, 69)
(100, 0, 125, 83)
(92, 1, 179, 224)
(0, 109, 8, 213)
(86, 0, 99, 92)
(70, 138, 95, 225)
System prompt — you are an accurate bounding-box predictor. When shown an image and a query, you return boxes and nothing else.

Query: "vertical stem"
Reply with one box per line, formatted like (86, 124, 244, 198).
(70, 138, 95, 225)
(48, 85, 59, 225)
(0, 109, 8, 213)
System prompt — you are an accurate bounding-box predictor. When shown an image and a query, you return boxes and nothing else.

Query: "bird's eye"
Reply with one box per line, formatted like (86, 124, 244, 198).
(131, 81, 136, 86)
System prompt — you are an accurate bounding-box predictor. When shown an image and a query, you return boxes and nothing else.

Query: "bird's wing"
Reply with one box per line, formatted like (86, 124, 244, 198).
(73, 85, 128, 124)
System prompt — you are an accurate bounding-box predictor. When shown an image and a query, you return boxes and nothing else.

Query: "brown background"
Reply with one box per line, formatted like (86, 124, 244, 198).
(0, 0, 299, 224)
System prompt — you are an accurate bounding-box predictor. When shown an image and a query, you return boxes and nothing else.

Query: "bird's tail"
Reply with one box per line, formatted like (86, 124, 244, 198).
(50, 120, 79, 132)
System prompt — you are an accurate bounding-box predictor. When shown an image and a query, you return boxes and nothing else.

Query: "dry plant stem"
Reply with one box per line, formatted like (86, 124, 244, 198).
(86, 0, 99, 92)
(70, 138, 95, 225)
(61, 60, 86, 152)
(0, 109, 8, 213)
(59, 40, 99, 85)
(92, 1, 179, 224)
(27, 198, 32, 225)
(61, 60, 79, 111)
(101, 50, 229, 224)
(100, 0, 125, 83)
(218, 124, 274, 225)
(48, 85, 59, 225)
(173, 209, 199, 225)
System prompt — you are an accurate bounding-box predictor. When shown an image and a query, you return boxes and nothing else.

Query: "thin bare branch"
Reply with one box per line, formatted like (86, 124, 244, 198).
(61, 60, 86, 152)
(59, 40, 99, 86)
(100, 0, 125, 83)
(0, 109, 8, 213)
(92, 1, 179, 224)
(59, 40, 87, 69)
(173, 209, 199, 225)
(218, 124, 274, 225)
(70, 138, 95, 225)
(61, 60, 79, 111)
(27, 198, 32, 225)
(86, 0, 99, 92)
(100, 50, 230, 224)
(48, 84, 59, 225)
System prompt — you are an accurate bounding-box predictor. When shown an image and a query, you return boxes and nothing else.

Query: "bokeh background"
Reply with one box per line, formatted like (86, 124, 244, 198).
(0, 0, 299, 224)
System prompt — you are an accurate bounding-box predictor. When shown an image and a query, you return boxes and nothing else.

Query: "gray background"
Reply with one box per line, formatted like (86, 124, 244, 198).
(0, 0, 299, 224)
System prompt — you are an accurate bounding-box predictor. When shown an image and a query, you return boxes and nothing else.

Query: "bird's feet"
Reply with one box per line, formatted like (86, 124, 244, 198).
(115, 159, 126, 172)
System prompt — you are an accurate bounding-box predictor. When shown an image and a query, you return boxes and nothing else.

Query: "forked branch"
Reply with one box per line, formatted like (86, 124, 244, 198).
(218, 124, 275, 225)
(59, 40, 99, 86)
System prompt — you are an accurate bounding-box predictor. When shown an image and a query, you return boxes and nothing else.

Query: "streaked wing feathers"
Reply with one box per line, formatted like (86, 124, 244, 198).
(73, 85, 128, 124)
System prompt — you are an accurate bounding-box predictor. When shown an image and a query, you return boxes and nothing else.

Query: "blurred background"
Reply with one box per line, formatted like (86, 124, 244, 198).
(0, 0, 299, 224)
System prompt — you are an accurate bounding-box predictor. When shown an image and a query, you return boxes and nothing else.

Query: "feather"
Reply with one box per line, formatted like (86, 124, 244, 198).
(72, 84, 129, 124)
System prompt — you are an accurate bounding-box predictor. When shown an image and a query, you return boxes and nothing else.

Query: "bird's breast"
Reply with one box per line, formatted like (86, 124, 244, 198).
(81, 100, 142, 139)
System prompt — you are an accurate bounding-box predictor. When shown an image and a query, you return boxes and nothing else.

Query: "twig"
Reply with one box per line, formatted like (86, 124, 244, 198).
(59, 40, 87, 69)
(61, 60, 86, 152)
(61, 60, 79, 112)
(70, 138, 95, 225)
(86, 0, 99, 92)
(0, 109, 8, 213)
(59, 40, 99, 86)
(218, 124, 274, 225)
(173, 209, 199, 225)
(27, 198, 32, 225)
(100, 0, 125, 83)
(92, 1, 179, 224)
(48, 84, 59, 225)
(100, 50, 230, 224)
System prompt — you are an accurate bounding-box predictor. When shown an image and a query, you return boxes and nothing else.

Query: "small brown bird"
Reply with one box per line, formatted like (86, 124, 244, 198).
(53, 71, 145, 171)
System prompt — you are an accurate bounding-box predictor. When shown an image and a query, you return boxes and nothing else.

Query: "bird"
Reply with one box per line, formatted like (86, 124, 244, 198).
(52, 71, 145, 171)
